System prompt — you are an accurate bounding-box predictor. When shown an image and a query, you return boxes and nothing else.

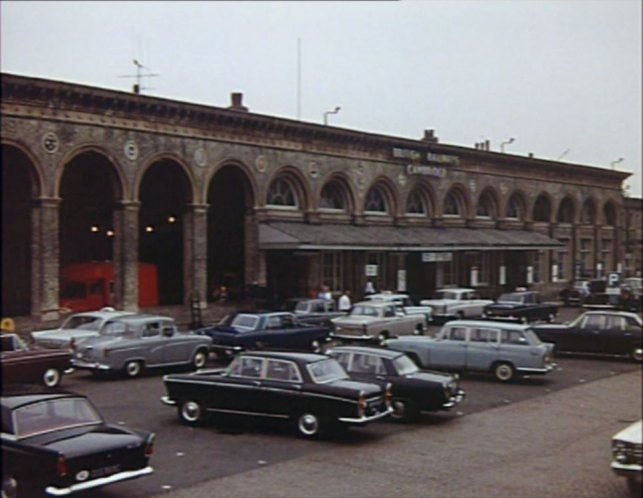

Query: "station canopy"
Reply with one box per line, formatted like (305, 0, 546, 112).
(259, 221, 563, 252)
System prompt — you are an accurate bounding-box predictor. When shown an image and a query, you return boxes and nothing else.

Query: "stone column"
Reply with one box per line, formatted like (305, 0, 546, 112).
(34, 197, 61, 321)
(184, 203, 209, 308)
(113, 201, 140, 311)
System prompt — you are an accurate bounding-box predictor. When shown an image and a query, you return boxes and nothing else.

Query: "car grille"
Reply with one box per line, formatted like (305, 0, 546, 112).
(365, 396, 386, 416)
(615, 442, 643, 466)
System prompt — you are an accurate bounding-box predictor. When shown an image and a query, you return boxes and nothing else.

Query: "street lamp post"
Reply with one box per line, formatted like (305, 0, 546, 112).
(500, 137, 515, 153)
(323, 106, 341, 125)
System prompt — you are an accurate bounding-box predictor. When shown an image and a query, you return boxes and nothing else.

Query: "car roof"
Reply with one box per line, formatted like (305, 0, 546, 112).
(435, 288, 474, 293)
(368, 293, 408, 299)
(240, 350, 328, 363)
(444, 320, 532, 331)
(107, 314, 175, 324)
(69, 310, 134, 319)
(352, 301, 395, 308)
(1, 386, 83, 410)
(328, 345, 403, 359)
(582, 310, 641, 318)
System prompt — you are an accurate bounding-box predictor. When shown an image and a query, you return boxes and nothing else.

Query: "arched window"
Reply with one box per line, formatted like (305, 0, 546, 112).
(533, 194, 551, 222)
(406, 189, 426, 215)
(267, 177, 297, 207)
(506, 193, 524, 220)
(476, 191, 496, 219)
(443, 191, 461, 216)
(604, 202, 617, 226)
(365, 187, 388, 213)
(580, 199, 596, 225)
(557, 197, 575, 223)
(320, 181, 346, 211)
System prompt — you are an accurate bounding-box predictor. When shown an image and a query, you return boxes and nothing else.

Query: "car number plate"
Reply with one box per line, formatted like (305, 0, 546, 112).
(91, 464, 121, 478)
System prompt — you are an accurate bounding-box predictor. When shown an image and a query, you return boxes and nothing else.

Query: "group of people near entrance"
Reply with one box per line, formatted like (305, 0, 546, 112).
(315, 279, 380, 312)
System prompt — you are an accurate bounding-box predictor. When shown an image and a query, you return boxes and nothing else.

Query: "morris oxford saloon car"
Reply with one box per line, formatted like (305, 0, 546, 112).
(532, 311, 643, 361)
(289, 298, 347, 326)
(365, 293, 433, 324)
(161, 351, 392, 438)
(420, 288, 493, 323)
(331, 301, 427, 344)
(71, 315, 212, 378)
(483, 291, 558, 323)
(326, 345, 465, 422)
(31, 307, 135, 349)
(1, 333, 71, 387)
(1, 386, 154, 497)
(195, 311, 331, 358)
(611, 419, 642, 498)
(385, 320, 556, 382)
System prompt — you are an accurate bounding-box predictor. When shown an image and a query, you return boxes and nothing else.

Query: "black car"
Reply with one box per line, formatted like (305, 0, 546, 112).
(483, 291, 558, 323)
(532, 311, 642, 362)
(326, 345, 465, 422)
(161, 351, 392, 438)
(195, 312, 331, 359)
(1, 386, 155, 497)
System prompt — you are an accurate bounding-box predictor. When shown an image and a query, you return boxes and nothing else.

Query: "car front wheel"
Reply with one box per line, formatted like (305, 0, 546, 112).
(295, 412, 325, 438)
(192, 350, 208, 370)
(310, 339, 323, 353)
(390, 398, 418, 422)
(179, 400, 206, 426)
(631, 346, 643, 362)
(123, 360, 143, 378)
(42, 367, 62, 387)
(493, 362, 516, 382)
(377, 332, 389, 346)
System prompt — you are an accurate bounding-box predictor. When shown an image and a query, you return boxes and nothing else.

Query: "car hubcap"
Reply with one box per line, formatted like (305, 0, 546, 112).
(195, 352, 206, 368)
(182, 402, 201, 422)
(127, 362, 140, 377)
(311, 340, 321, 353)
(43, 368, 60, 387)
(496, 365, 512, 381)
(392, 400, 406, 419)
(298, 414, 319, 436)
(2, 477, 17, 498)
(633, 348, 643, 362)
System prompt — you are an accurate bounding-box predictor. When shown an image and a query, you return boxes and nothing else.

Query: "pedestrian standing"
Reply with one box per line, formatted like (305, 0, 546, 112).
(338, 290, 352, 311)
(364, 280, 376, 296)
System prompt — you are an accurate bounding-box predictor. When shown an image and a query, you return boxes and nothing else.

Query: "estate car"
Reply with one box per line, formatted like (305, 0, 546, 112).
(327, 345, 465, 422)
(385, 320, 556, 382)
(161, 351, 393, 438)
(1, 386, 154, 497)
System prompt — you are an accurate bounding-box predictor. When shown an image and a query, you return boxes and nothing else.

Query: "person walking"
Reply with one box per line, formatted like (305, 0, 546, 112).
(338, 290, 352, 312)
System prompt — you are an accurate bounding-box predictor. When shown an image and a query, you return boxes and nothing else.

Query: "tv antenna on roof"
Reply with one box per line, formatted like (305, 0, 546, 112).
(118, 59, 159, 94)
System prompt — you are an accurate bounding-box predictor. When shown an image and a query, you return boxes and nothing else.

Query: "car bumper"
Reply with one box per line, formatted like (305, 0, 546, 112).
(210, 344, 244, 353)
(339, 406, 393, 425)
(70, 359, 112, 371)
(611, 462, 643, 480)
(161, 395, 177, 406)
(441, 389, 466, 409)
(330, 333, 374, 341)
(517, 362, 557, 375)
(45, 466, 154, 496)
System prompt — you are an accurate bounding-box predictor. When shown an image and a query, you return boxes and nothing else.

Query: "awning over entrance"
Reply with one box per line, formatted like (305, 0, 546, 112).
(259, 222, 564, 252)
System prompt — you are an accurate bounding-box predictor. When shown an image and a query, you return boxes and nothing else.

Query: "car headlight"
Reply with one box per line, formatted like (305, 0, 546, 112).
(612, 440, 632, 464)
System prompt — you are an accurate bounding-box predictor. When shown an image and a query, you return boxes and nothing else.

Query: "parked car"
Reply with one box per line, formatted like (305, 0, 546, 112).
(483, 291, 558, 323)
(365, 293, 433, 324)
(611, 419, 642, 498)
(31, 307, 135, 349)
(559, 280, 591, 306)
(1, 386, 155, 497)
(289, 298, 347, 327)
(385, 320, 556, 382)
(1, 333, 71, 388)
(532, 311, 643, 362)
(161, 350, 393, 438)
(195, 311, 331, 358)
(620, 277, 643, 312)
(420, 288, 493, 323)
(71, 315, 212, 378)
(331, 301, 427, 345)
(326, 345, 465, 422)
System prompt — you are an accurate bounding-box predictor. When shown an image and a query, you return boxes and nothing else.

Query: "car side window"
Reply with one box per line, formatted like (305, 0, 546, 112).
(0, 335, 16, 352)
(471, 328, 499, 343)
(143, 322, 161, 337)
(583, 314, 607, 329)
(267, 316, 282, 329)
(266, 359, 302, 382)
(606, 316, 626, 331)
(383, 306, 396, 318)
(351, 353, 386, 375)
(332, 352, 352, 370)
(501, 330, 526, 345)
(447, 327, 467, 341)
(235, 357, 263, 378)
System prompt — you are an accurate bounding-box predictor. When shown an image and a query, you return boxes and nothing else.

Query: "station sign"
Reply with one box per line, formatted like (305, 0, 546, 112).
(422, 252, 452, 263)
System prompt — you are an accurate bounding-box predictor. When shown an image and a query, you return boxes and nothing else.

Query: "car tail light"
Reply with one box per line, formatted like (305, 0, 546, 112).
(144, 433, 156, 457)
(57, 454, 68, 477)
(385, 383, 393, 408)
(357, 391, 367, 417)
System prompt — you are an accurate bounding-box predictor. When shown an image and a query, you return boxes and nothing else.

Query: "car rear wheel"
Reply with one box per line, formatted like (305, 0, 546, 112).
(493, 362, 516, 382)
(295, 412, 324, 438)
(42, 367, 62, 387)
(377, 332, 389, 346)
(310, 339, 323, 353)
(192, 350, 208, 370)
(123, 360, 143, 378)
(2, 475, 17, 498)
(179, 400, 206, 426)
(630, 346, 643, 363)
(547, 313, 556, 323)
(390, 398, 418, 422)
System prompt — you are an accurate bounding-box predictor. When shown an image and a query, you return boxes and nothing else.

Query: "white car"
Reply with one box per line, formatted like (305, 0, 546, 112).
(612, 419, 642, 497)
(365, 293, 432, 324)
(31, 307, 135, 349)
(420, 288, 493, 323)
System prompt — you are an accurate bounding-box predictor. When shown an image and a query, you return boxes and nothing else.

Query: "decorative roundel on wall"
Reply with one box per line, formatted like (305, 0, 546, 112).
(255, 155, 267, 173)
(194, 147, 207, 167)
(308, 162, 319, 179)
(42, 132, 59, 154)
(397, 172, 407, 187)
(124, 140, 139, 161)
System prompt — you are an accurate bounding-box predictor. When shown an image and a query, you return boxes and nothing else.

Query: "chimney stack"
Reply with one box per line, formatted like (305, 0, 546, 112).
(228, 92, 248, 112)
(422, 129, 439, 143)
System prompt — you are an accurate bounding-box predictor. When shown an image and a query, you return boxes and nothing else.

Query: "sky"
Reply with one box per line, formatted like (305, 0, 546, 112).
(1, 0, 641, 197)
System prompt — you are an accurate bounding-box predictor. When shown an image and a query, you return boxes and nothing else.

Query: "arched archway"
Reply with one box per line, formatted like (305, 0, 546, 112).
(557, 196, 576, 223)
(2, 145, 39, 315)
(139, 159, 192, 305)
(533, 194, 552, 222)
(207, 165, 254, 301)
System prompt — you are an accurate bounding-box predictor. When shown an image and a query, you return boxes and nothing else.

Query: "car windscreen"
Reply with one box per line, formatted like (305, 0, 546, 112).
(497, 293, 522, 303)
(229, 314, 260, 331)
(307, 358, 349, 383)
(434, 291, 458, 300)
(523, 329, 543, 345)
(13, 397, 102, 439)
(393, 354, 419, 376)
(60, 315, 103, 331)
(349, 305, 379, 317)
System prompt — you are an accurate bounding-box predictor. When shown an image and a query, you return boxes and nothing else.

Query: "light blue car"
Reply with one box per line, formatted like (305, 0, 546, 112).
(385, 320, 556, 382)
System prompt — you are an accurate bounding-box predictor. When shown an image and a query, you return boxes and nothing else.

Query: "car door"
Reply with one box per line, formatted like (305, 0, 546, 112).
(160, 322, 190, 364)
(430, 326, 468, 369)
(259, 358, 304, 417)
(343, 352, 387, 385)
(466, 327, 500, 371)
(602, 315, 629, 355)
(140, 321, 165, 366)
(575, 314, 608, 353)
(223, 355, 266, 414)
